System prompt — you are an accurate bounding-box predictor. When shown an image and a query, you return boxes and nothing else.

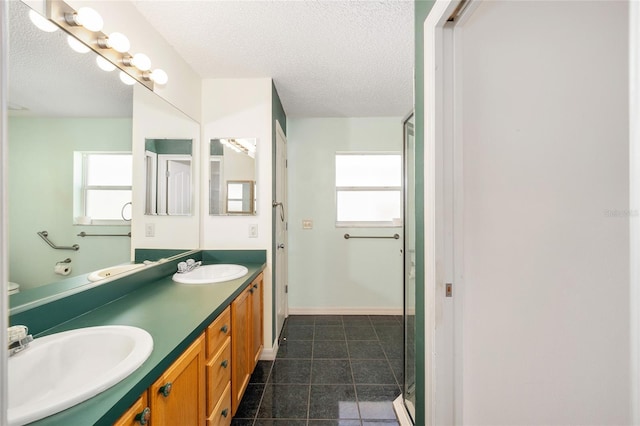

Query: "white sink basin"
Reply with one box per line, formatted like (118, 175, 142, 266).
(8, 325, 153, 426)
(87, 264, 145, 282)
(172, 264, 249, 284)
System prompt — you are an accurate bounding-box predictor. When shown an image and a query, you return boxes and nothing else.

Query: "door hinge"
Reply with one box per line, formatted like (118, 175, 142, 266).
(285, 159, 288, 168)
(445, 283, 453, 297)
(285, 285, 288, 294)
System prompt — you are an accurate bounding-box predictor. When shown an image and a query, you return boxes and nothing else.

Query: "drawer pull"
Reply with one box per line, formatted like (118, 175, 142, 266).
(159, 382, 172, 397)
(221, 359, 229, 368)
(253, 283, 258, 289)
(221, 408, 229, 418)
(220, 324, 228, 333)
(134, 407, 151, 425)
(249, 288, 254, 294)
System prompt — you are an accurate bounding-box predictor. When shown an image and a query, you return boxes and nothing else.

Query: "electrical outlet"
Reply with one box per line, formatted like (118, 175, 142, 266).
(249, 224, 258, 238)
(145, 223, 155, 237)
(302, 219, 313, 230)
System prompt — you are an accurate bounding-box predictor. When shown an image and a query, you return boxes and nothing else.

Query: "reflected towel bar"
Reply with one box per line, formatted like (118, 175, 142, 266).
(37, 231, 79, 251)
(77, 232, 132, 238)
(344, 233, 400, 240)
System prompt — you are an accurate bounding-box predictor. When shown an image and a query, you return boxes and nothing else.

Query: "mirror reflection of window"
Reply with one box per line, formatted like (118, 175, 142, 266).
(209, 138, 258, 215)
(74, 152, 132, 225)
(226, 180, 255, 214)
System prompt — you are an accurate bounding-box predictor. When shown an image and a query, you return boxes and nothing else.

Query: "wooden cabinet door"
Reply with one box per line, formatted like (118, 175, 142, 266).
(231, 287, 251, 415)
(250, 273, 264, 368)
(113, 391, 150, 426)
(150, 335, 205, 426)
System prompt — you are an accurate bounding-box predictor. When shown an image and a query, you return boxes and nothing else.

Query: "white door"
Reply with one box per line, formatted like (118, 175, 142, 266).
(166, 158, 191, 215)
(275, 120, 288, 339)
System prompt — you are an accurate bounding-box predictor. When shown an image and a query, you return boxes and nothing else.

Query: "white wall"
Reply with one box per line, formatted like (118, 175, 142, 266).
(287, 117, 403, 313)
(131, 85, 200, 252)
(457, 1, 629, 424)
(200, 78, 274, 348)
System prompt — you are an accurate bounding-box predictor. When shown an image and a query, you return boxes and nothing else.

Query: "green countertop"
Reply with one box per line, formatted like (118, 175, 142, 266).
(24, 261, 266, 425)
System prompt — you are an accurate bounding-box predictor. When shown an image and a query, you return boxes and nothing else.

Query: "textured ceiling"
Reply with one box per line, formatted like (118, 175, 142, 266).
(132, 0, 414, 118)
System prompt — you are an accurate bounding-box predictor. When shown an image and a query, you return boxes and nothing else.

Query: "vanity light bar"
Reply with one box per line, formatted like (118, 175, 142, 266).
(220, 139, 256, 157)
(45, 0, 163, 90)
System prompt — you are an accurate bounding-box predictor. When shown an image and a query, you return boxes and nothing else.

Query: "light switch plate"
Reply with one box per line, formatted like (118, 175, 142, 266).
(145, 223, 155, 237)
(302, 220, 313, 229)
(249, 224, 258, 238)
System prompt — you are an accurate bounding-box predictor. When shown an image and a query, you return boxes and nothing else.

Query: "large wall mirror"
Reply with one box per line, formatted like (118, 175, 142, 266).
(7, 1, 198, 300)
(210, 138, 257, 215)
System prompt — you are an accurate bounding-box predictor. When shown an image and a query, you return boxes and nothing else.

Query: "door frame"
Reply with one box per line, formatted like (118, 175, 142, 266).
(631, 1, 640, 423)
(422, 1, 478, 424)
(274, 119, 288, 342)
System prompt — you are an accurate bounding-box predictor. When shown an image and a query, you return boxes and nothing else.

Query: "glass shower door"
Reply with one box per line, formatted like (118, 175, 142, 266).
(403, 112, 416, 422)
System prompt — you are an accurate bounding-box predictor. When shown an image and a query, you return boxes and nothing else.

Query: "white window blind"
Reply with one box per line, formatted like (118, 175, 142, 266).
(335, 153, 402, 227)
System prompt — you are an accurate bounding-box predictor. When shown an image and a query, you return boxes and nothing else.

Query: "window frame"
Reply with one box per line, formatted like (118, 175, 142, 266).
(335, 151, 403, 228)
(76, 151, 132, 226)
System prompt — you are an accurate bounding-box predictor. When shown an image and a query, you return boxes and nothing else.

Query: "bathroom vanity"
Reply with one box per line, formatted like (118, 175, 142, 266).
(8, 250, 266, 425)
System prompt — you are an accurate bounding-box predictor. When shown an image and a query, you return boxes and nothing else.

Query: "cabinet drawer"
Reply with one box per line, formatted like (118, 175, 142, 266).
(206, 337, 231, 415)
(207, 381, 232, 426)
(206, 306, 231, 359)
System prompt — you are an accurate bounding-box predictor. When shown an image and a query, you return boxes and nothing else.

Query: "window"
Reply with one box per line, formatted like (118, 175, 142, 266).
(74, 152, 132, 224)
(335, 152, 402, 227)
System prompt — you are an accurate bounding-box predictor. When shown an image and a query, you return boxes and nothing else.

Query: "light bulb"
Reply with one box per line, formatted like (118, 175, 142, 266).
(150, 69, 168, 85)
(119, 71, 136, 86)
(131, 53, 151, 71)
(108, 32, 130, 53)
(29, 10, 58, 32)
(75, 7, 103, 32)
(67, 36, 90, 54)
(96, 56, 116, 72)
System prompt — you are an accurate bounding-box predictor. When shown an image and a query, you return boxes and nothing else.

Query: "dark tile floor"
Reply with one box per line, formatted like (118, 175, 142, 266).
(232, 315, 404, 426)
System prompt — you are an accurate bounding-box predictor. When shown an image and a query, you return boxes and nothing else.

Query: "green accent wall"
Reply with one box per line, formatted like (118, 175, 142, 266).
(144, 138, 192, 155)
(415, 1, 436, 425)
(271, 80, 287, 344)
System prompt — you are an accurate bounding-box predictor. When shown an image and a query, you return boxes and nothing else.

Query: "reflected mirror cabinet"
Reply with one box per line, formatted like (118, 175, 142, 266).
(209, 138, 258, 216)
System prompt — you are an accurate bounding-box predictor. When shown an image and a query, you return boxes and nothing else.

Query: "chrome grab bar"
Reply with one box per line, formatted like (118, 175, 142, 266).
(344, 233, 400, 240)
(77, 232, 131, 237)
(37, 231, 79, 251)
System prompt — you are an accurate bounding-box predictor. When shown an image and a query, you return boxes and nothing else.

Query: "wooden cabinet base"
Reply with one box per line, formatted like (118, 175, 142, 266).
(113, 391, 149, 426)
(149, 335, 205, 426)
(207, 382, 232, 426)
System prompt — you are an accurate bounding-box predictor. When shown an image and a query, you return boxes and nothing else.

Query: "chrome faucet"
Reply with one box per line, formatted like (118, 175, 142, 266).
(176, 259, 202, 274)
(8, 325, 33, 356)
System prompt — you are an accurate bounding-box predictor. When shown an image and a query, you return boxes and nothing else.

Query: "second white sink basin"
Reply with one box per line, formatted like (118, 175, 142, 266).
(87, 264, 145, 282)
(8, 325, 153, 426)
(173, 264, 249, 284)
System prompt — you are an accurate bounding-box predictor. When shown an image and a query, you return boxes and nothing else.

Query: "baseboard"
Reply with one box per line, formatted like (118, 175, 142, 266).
(259, 340, 278, 361)
(287, 307, 403, 316)
(393, 395, 414, 426)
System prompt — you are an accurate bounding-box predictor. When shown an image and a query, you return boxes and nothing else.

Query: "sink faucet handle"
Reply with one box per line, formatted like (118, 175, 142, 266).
(177, 262, 188, 273)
